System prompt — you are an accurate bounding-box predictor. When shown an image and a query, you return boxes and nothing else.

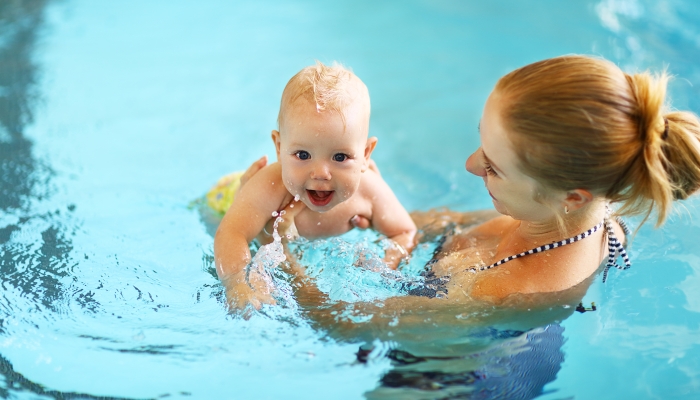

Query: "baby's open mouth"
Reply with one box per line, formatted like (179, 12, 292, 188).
(307, 190, 334, 206)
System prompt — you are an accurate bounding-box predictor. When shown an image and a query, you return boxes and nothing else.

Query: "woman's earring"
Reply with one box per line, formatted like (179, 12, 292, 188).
(564, 206, 569, 214)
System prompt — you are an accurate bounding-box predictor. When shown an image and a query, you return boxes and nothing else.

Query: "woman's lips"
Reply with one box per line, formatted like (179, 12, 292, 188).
(307, 190, 334, 206)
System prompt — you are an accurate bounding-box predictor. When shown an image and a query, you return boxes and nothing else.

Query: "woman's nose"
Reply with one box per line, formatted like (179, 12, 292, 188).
(466, 149, 485, 177)
(310, 162, 331, 180)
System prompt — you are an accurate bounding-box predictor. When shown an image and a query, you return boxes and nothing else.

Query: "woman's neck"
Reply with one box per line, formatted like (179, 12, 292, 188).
(514, 200, 607, 243)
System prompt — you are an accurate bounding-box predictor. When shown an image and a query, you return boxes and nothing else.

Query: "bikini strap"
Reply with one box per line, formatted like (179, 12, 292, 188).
(601, 213, 632, 283)
(466, 220, 604, 273)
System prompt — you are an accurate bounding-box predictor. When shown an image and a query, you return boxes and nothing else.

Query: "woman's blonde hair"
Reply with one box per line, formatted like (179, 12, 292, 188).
(496, 55, 700, 226)
(278, 61, 369, 128)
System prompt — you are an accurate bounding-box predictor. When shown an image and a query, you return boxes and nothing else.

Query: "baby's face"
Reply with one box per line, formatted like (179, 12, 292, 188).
(273, 98, 373, 213)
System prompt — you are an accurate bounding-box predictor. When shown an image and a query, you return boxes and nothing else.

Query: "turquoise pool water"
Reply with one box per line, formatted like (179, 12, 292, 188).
(2, 0, 700, 398)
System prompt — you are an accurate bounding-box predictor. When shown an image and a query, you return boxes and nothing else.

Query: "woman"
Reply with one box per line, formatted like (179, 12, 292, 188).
(238, 55, 700, 309)
(230, 55, 700, 397)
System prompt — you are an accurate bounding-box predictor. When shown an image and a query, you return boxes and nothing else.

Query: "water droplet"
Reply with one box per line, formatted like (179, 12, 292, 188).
(271, 211, 279, 217)
(294, 194, 300, 201)
(280, 210, 286, 216)
(317, 222, 321, 225)
(290, 204, 294, 208)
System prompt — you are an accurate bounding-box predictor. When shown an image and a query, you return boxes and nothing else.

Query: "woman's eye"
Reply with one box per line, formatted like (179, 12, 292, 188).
(484, 163, 498, 176)
(333, 153, 348, 162)
(295, 151, 310, 160)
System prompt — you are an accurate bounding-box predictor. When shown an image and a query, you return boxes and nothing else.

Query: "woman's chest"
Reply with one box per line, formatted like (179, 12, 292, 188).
(431, 231, 501, 277)
(429, 217, 516, 277)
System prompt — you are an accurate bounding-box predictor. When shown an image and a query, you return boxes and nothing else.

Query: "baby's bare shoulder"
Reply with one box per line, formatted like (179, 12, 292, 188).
(355, 168, 393, 198)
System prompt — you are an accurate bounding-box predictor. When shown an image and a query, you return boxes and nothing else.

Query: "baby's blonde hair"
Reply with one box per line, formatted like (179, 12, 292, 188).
(496, 55, 700, 226)
(278, 61, 369, 128)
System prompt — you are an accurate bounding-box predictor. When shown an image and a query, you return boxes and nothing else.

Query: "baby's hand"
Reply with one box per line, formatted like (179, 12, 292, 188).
(222, 270, 276, 313)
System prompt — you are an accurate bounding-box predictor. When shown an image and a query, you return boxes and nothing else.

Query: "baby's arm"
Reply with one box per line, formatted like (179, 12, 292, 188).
(214, 163, 289, 309)
(361, 170, 417, 269)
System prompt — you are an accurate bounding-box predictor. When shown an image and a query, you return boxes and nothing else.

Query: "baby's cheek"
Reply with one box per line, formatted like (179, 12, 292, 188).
(281, 173, 299, 196)
(341, 177, 362, 199)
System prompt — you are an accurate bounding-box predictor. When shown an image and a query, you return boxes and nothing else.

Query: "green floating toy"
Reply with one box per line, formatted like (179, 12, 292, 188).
(205, 171, 244, 215)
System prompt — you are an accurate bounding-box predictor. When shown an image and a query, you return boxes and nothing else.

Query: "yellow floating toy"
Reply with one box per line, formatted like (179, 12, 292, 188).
(205, 171, 244, 215)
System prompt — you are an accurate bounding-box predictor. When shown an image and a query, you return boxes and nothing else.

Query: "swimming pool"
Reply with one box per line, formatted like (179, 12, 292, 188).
(2, 0, 700, 398)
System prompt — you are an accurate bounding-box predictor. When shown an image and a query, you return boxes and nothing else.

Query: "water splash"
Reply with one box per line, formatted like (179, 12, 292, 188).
(288, 230, 437, 303)
(245, 195, 306, 307)
(245, 211, 294, 307)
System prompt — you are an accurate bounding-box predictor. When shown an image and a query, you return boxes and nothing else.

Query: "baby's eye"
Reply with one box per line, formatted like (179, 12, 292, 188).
(333, 153, 348, 162)
(295, 151, 311, 160)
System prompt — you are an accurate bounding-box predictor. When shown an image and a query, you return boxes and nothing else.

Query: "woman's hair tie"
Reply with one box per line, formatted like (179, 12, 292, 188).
(662, 117, 669, 140)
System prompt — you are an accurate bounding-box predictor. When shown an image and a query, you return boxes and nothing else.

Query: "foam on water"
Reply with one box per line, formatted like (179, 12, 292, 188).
(287, 229, 436, 303)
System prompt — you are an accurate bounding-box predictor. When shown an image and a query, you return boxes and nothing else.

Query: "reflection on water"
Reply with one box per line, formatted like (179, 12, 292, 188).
(0, 1, 105, 397)
(277, 229, 581, 399)
(362, 325, 564, 400)
(0, 0, 45, 209)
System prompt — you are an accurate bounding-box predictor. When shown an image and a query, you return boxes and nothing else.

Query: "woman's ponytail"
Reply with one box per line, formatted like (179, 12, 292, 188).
(621, 72, 700, 226)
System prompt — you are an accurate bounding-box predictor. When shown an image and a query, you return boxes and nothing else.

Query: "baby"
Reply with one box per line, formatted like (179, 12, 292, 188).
(214, 62, 416, 309)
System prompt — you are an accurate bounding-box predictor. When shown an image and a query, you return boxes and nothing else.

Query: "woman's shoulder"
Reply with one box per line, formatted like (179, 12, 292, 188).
(468, 249, 595, 302)
(464, 217, 608, 302)
(468, 214, 517, 235)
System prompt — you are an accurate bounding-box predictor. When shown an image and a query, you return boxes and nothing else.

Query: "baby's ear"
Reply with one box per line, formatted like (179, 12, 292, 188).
(271, 130, 282, 160)
(362, 137, 378, 172)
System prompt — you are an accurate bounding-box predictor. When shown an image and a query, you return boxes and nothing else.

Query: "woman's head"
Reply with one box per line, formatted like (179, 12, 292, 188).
(490, 55, 700, 226)
(467, 92, 561, 222)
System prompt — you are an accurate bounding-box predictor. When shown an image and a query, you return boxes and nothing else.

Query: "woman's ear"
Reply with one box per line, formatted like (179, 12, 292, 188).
(271, 130, 281, 161)
(562, 189, 594, 213)
(361, 137, 378, 172)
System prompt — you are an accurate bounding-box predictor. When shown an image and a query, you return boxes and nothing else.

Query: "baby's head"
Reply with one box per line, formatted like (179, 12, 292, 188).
(272, 61, 376, 212)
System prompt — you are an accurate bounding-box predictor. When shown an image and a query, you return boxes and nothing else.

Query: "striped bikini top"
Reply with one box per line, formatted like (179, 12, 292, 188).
(466, 206, 631, 282)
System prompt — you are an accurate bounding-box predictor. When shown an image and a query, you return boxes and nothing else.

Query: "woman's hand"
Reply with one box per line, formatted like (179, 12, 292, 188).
(350, 214, 371, 229)
(240, 155, 268, 188)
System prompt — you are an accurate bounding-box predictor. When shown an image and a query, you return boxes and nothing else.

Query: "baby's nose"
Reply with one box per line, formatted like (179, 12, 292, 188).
(310, 162, 331, 180)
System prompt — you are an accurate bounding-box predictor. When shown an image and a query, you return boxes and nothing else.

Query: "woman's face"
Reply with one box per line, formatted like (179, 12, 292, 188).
(466, 91, 561, 222)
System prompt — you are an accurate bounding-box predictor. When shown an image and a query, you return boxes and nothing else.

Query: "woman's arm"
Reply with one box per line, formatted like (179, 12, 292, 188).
(410, 208, 501, 234)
